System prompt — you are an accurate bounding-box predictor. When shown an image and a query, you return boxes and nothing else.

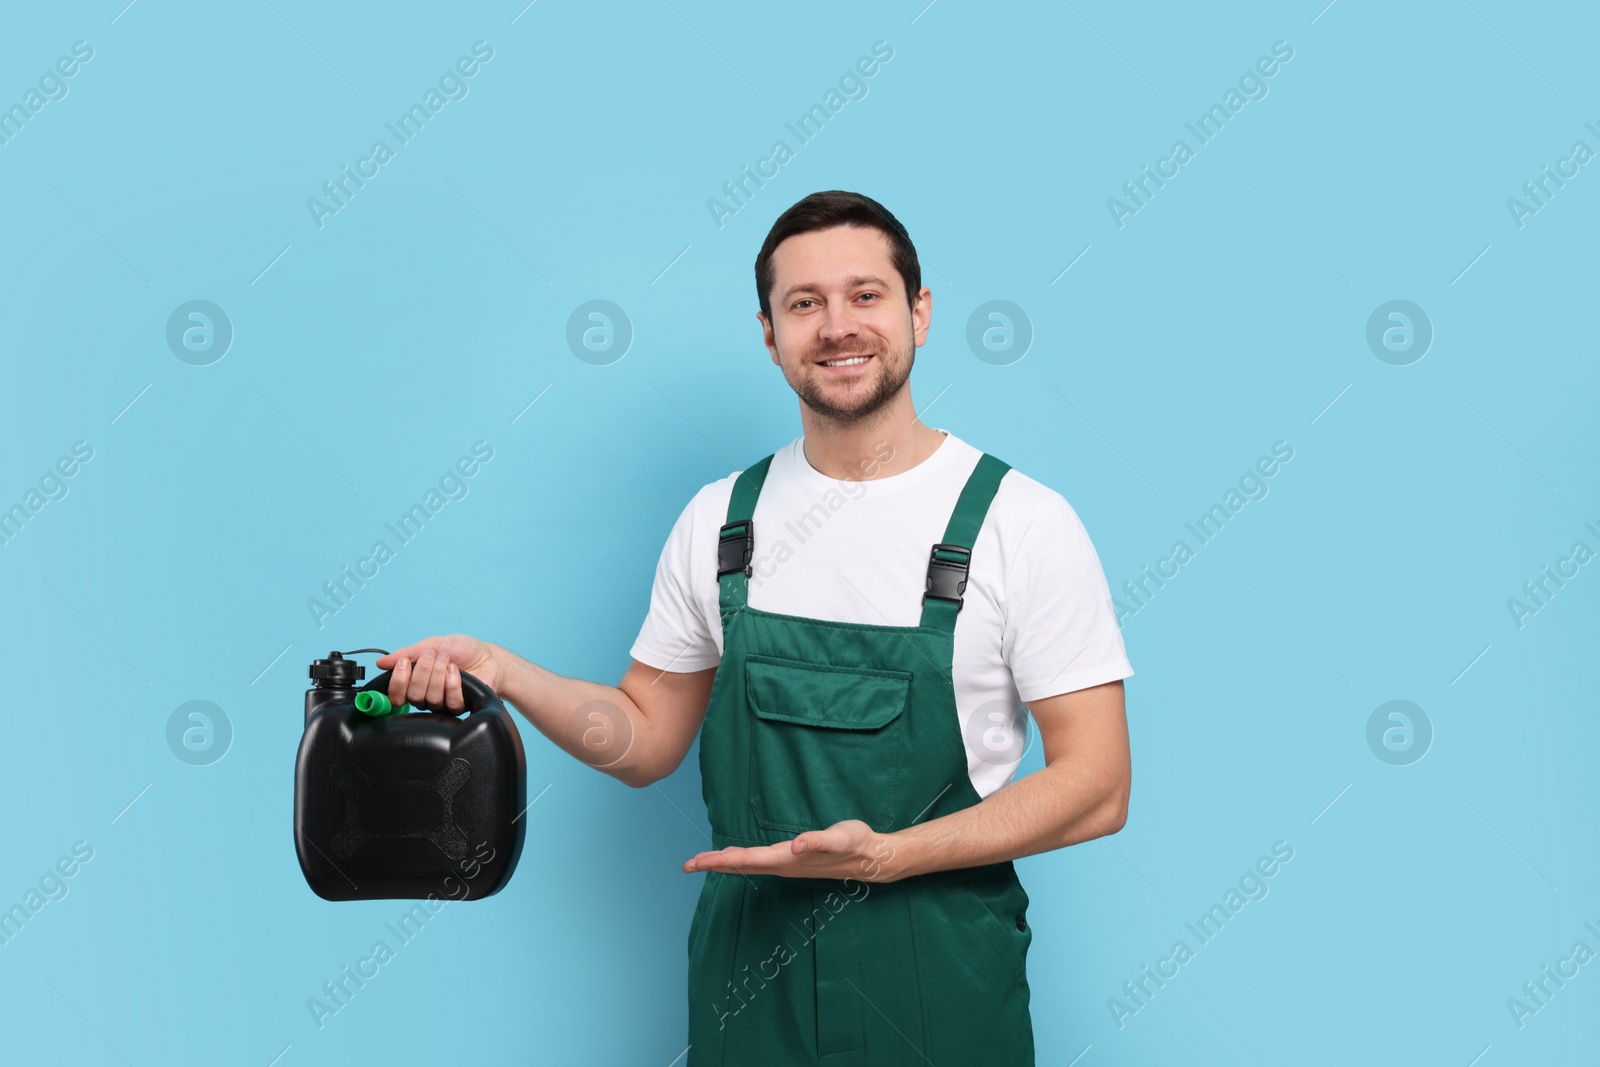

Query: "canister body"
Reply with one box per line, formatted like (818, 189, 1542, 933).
(295, 685, 526, 901)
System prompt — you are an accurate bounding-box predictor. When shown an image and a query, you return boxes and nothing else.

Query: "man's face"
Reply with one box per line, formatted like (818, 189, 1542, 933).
(759, 225, 930, 424)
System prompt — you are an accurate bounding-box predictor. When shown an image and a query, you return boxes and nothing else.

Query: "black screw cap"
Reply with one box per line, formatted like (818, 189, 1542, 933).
(310, 651, 365, 688)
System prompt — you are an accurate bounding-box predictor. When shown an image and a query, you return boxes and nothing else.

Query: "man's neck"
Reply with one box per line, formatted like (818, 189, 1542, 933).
(799, 400, 947, 481)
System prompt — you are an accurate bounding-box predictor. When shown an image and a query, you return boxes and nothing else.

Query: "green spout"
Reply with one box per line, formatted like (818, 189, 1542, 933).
(355, 690, 409, 717)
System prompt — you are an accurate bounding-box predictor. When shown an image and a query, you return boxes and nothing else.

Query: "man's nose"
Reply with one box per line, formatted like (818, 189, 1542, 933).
(818, 300, 861, 342)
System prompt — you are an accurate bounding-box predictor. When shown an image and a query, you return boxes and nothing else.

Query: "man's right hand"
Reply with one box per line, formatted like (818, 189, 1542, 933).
(376, 635, 502, 713)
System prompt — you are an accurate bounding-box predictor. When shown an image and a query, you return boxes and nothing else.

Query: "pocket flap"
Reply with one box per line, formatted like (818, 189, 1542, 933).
(745, 656, 910, 730)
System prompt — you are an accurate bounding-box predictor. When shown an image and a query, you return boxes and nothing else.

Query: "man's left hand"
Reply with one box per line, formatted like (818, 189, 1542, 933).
(682, 819, 897, 882)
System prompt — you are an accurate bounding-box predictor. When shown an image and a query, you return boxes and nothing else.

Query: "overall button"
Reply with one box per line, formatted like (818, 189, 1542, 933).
(1015, 915, 1027, 931)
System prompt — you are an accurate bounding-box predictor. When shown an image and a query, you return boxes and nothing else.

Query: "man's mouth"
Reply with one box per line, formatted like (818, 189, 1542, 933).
(817, 353, 874, 369)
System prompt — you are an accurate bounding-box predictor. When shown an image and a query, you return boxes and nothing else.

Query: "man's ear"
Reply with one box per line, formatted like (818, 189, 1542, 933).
(911, 286, 932, 347)
(757, 311, 779, 365)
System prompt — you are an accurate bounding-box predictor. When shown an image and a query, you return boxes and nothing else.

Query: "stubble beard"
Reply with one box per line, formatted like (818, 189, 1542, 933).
(782, 335, 915, 427)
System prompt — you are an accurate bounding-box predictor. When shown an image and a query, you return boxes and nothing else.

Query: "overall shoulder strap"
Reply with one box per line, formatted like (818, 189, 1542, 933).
(920, 453, 1011, 632)
(716, 454, 775, 617)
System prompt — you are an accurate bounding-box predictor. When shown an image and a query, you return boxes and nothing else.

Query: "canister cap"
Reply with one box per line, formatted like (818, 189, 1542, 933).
(310, 651, 365, 688)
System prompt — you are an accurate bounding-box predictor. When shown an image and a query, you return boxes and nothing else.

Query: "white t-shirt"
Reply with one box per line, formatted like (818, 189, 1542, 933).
(629, 428, 1134, 799)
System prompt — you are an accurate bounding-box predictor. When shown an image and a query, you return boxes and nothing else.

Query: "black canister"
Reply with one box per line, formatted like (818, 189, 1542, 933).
(295, 650, 527, 901)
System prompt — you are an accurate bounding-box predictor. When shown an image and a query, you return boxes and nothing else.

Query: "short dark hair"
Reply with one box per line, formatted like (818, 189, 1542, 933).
(754, 190, 922, 322)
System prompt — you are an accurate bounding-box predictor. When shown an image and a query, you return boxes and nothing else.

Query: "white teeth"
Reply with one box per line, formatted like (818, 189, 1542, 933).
(822, 355, 870, 366)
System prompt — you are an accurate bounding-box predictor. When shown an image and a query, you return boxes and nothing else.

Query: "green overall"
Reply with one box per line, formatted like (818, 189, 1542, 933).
(686, 451, 1036, 1066)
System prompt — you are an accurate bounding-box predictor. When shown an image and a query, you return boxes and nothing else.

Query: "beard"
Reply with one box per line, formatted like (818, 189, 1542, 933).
(781, 335, 915, 424)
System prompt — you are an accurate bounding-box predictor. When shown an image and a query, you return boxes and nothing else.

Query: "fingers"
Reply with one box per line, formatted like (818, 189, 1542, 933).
(374, 640, 476, 712)
(378, 649, 463, 712)
(404, 649, 440, 708)
(444, 662, 464, 712)
(388, 655, 413, 708)
(425, 653, 448, 709)
(380, 639, 436, 707)
(686, 842, 826, 876)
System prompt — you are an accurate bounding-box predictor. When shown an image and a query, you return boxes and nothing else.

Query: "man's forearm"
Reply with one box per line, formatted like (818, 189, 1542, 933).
(875, 759, 1129, 882)
(493, 646, 658, 787)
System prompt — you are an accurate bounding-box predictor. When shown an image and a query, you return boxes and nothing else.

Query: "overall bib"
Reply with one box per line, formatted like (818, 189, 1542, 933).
(686, 451, 1036, 1066)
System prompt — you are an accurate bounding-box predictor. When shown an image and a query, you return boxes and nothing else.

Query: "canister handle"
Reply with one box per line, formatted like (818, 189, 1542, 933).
(332, 648, 501, 718)
(360, 668, 499, 717)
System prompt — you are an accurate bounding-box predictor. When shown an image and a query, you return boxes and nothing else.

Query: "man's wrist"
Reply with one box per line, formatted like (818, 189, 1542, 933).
(486, 643, 529, 707)
(868, 827, 924, 883)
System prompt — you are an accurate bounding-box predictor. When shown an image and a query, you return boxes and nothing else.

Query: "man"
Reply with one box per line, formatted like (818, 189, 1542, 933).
(380, 190, 1133, 1065)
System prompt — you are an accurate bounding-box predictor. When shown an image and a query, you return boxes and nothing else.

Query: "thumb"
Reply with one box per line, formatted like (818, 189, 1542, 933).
(376, 640, 430, 670)
(793, 830, 829, 855)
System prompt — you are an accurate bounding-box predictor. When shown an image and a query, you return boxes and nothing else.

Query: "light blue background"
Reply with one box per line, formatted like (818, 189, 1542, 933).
(2, 1, 1596, 1063)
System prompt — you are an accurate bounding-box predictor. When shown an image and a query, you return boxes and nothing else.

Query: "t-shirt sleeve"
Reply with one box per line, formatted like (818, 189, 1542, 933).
(1003, 492, 1134, 703)
(628, 487, 723, 673)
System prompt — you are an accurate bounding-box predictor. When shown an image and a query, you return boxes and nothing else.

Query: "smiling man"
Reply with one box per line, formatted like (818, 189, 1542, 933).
(380, 190, 1133, 1065)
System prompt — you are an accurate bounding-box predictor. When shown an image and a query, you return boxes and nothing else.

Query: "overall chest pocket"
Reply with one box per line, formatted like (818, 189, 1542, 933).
(745, 655, 913, 835)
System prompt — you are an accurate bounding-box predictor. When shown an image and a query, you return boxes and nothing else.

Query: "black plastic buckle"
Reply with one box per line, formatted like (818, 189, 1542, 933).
(717, 520, 754, 578)
(924, 543, 971, 609)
